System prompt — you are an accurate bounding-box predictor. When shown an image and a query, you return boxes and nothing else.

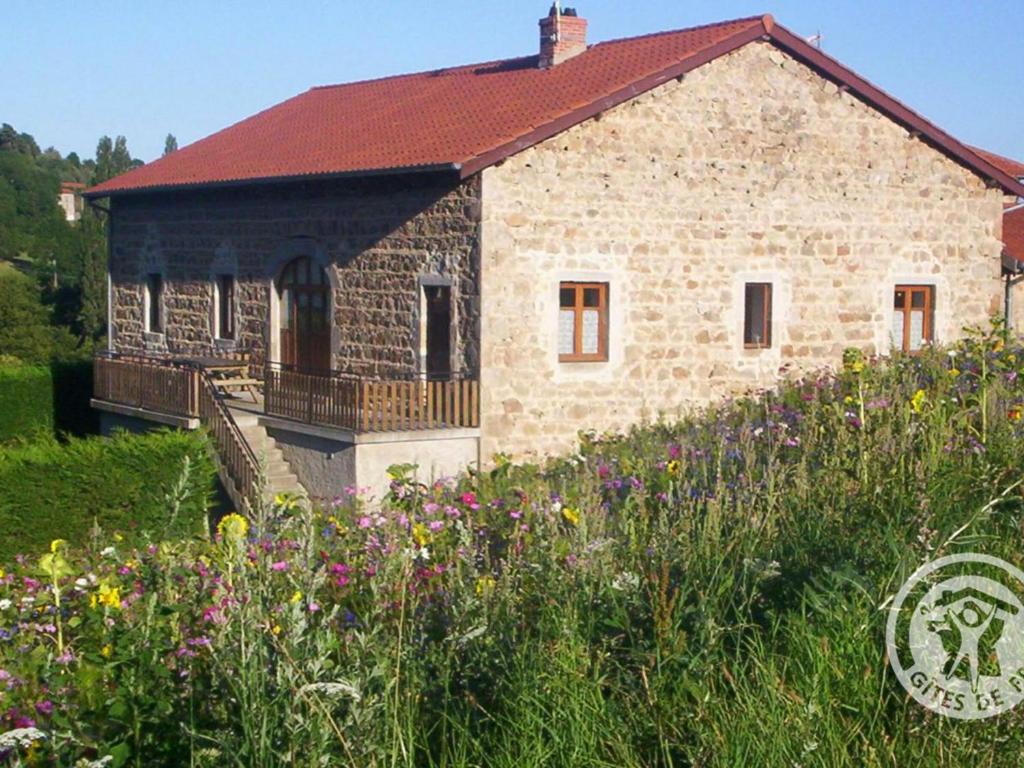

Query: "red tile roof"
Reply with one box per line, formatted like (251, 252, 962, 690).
(1004, 207, 1024, 269)
(85, 14, 1024, 199)
(972, 147, 1024, 180)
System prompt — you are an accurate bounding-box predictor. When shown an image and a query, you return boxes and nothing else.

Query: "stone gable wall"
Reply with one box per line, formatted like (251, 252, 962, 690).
(108, 173, 481, 375)
(479, 41, 1005, 461)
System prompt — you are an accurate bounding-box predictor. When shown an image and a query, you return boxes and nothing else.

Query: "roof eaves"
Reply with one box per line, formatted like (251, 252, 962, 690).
(83, 162, 463, 199)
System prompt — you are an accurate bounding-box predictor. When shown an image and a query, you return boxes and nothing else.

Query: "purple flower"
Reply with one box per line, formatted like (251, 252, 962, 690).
(271, 561, 288, 572)
(34, 700, 53, 717)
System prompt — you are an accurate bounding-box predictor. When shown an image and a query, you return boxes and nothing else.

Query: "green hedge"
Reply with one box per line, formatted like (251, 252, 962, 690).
(0, 365, 53, 442)
(0, 429, 216, 559)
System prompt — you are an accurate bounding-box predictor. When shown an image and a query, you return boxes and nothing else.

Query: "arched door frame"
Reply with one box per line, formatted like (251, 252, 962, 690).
(267, 237, 338, 370)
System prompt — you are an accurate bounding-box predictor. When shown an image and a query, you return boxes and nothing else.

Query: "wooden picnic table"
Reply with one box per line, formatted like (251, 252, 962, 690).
(169, 355, 261, 402)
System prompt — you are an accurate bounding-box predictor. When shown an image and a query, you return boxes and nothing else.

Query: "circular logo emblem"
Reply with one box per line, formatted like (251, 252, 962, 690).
(886, 553, 1024, 719)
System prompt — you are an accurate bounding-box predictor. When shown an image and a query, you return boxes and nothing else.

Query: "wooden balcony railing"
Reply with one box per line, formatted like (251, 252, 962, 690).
(94, 353, 261, 512)
(94, 354, 199, 417)
(264, 364, 479, 433)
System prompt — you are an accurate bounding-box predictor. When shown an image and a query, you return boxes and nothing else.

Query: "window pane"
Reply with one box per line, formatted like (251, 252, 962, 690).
(280, 289, 292, 330)
(909, 310, 925, 351)
(560, 287, 576, 308)
(891, 311, 905, 350)
(582, 308, 600, 354)
(744, 283, 769, 346)
(217, 275, 234, 339)
(911, 290, 926, 309)
(147, 274, 162, 333)
(558, 309, 576, 355)
(583, 287, 601, 308)
(894, 289, 906, 310)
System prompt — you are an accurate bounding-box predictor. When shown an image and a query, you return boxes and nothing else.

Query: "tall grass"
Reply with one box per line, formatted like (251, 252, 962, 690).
(0, 325, 1022, 766)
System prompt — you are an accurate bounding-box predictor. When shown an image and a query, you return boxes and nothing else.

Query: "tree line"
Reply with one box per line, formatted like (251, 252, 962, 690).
(0, 124, 177, 364)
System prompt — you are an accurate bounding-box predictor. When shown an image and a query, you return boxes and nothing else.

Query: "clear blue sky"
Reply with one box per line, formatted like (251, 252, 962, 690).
(5, 1, 1022, 163)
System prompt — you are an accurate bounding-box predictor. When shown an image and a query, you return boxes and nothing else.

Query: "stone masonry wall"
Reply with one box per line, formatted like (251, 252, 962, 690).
(479, 41, 1006, 461)
(109, 173, 481, 375)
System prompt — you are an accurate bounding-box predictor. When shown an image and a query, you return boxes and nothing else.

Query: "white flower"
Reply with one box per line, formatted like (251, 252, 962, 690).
(297, 681, 361, 701)
(100, 547, 116, 557)
(75, 757, 114, 768)
(551, 501, 563, 513)
(20, 596, 34, 605)
(0, 726, 47, 749)
(74, 578, 89, 588)
(0, 600, 11, 611)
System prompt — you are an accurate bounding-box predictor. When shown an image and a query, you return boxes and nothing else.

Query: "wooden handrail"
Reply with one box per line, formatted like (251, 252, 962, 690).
(196, 368, 262, 513)
(264, 364, 479, 433)
(94, 353, 262, 512)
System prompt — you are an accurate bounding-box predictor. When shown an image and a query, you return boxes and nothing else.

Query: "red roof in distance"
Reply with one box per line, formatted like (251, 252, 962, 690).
(971, 147, 1024, 180)
(85, 13, 1024, 200)
(1004, 207, 1024, 268)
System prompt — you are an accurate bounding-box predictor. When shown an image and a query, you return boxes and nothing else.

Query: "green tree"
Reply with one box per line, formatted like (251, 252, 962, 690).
(93, 135, 114, 184)
(0, 271, 56, 363)
(163, 133, 178, 155)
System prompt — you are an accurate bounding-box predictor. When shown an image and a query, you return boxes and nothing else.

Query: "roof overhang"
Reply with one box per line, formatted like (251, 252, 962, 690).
(83, 162, 462, 200)
(85, 14, 1024, 201)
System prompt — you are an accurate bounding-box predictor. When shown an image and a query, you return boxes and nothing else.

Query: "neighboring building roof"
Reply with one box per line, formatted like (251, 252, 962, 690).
(1004, 207, 1024, 272)
(85, 13, 1024, 199)
(972, 147, 1024, 180)
(60, 182, 86, 192)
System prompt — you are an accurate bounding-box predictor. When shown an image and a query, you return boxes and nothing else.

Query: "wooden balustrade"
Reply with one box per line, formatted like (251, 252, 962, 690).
(265, 366, 479, 433)
(197, 371, 261, 513)
(93, 354, 199, 417)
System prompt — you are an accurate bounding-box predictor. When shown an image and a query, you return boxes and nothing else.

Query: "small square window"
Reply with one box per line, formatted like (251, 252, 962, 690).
(743, 283, 772, 348)
(558, 282, 608, 362)
(145, 273, 163, 333)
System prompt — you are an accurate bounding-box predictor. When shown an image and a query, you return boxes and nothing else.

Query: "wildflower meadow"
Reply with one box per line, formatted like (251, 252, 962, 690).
(1, 325, 1023, 766)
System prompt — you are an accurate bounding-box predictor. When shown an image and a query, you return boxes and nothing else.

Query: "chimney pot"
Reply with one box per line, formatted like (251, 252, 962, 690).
(538, 5, 587, 68)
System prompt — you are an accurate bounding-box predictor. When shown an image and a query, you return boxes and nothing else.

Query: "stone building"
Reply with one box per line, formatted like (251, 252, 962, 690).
(86, 9, 1024, 504)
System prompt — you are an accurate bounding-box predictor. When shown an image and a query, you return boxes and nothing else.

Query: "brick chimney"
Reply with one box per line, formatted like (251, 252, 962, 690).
(538, 5, 587, 68)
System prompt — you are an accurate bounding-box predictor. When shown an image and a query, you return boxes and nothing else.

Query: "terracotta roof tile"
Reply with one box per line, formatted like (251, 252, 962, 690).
(86, 14, 1024, 199)
(971, 147, 1024, 180)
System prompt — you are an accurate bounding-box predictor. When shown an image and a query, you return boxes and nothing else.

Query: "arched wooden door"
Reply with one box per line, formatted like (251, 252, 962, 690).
(277, 256, 331, 371)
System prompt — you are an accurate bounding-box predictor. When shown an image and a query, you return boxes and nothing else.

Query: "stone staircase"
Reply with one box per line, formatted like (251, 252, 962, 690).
(230, 409, 308, 504)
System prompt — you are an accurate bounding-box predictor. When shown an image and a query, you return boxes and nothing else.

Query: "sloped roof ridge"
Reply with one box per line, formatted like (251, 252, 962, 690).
(309, 14, 768, 91)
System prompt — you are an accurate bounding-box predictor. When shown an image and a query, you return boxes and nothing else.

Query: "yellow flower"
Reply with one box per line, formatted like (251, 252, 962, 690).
(100, 644, 112, 658)
(993, 339, 1005, 353)
(97, 583, 121, 610)
(666, 460, 680, 475)
(562, 507, 580, 526)
(412, 523, 430, 548)
(949, 368, 960, 377)
(271, 624, 282, 635)
(0, 568, 5, 579)
(850, 360, 865, 374)
(843, 395, 855, 405)
(217, 513, 249, 540)
(475, 576, 496, 596)
(910, 389, 927, 414)
(113, 532, 123, 542)
(290, 590, 302, 604)
(1009, 407, 1023, 422)
(50, 539, 67, 554)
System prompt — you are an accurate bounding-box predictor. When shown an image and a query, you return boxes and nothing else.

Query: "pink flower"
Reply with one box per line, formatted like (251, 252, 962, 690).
(668, 444, 682, 459)
(460, 492, 480, 509)
(509, 509, 523, 520)
(428, 520, 444, 532)
(597, 465, 611, 479)
(308, 603, 320, 613)
(271, 561, 288, 572)
(424, 502, 440, 515)
(358, 516, 373, 528)
(335, 575, 350, 587)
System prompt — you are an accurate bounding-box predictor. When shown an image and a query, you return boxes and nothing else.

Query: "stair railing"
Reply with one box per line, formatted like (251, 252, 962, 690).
(195, 366, 262, 514)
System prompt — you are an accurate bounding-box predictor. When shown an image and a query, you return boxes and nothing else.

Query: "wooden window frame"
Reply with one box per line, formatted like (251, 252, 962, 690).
(893, 284, 935, 353)
(558, 282, 609, 363)
(215, 273, 236, 341)
(145, 273, 163, 334)
(743, 282, 773, 349)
